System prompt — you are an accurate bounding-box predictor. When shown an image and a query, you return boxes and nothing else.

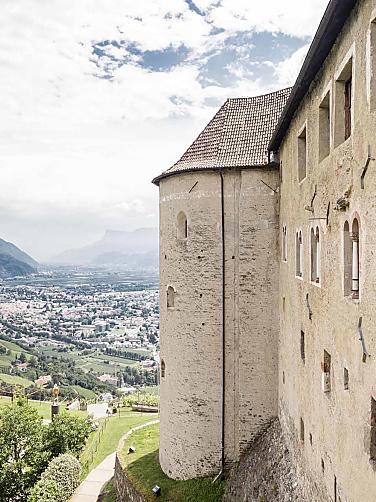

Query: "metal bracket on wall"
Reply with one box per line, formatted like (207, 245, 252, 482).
(306, 293, 313, 321)
(305, 185, 317, 212)
(357, 317, 371, 363)
(259, 179, 279, 193)
(188, 181, 198, 193)
(360, 145, 375, 189)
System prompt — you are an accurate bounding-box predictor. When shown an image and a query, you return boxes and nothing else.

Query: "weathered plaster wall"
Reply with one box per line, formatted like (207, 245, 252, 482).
(279, 1, 376, 500)
(158, 167, 279, 480)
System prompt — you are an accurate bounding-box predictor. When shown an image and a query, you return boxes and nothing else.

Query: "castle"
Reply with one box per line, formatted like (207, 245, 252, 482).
(152, 1, 376, 500)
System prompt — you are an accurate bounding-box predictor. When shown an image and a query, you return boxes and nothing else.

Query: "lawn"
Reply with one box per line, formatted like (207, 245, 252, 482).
(80, 409, 158, 479)
(119, 423, 225, 502)
(0, 340, 33, 370)
(0, 396, 87, 420)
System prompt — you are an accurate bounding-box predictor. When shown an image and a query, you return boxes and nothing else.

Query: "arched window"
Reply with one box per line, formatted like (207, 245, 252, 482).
(296, 230, 303, 277)
(167, 286, 175, 308)
(311, 227, 320, 283)
(343, 221, 352, 295)
(351, 218, 359, 298)
(344, 218, 360, 298)
(161, 359, 166, 378)
(282, 225, 287, 262)
(177, 211, 188, 240)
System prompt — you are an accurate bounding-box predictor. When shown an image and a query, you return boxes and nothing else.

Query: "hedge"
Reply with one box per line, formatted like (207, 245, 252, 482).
(28, 453, 81, 502)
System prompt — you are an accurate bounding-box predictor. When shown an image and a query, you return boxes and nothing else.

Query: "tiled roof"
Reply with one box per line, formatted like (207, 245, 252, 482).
(152, 88, 291, 185)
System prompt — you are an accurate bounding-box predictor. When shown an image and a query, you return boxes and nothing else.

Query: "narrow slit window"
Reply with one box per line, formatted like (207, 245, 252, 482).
(322, 350, 331, 393)
(343, 221, 352, 296)
(161, 359, 166, 378)
(344, 368, 349, 390)
(296, 231, 303, 277)
(351, 218, 360, 299)
(300, 330, 305, 363)
(334, 56, 353, 146)
(177, 211, 188, 240)
(282, 225, 287, 262)
(298, 126, 307, 182)
(167, 286, 175, 308)
(311, 227, 320, 283)
(319, 91, 331, 161)
(371, 397, 376, 461)
(300, 418, 305, 443)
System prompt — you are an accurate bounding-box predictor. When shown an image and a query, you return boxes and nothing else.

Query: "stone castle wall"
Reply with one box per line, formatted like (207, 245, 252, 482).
(158, 167, 279, 479)
(278, 0, 376, 500)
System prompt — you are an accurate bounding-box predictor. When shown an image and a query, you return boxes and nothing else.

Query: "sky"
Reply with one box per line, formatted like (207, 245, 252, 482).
(0, 0, 329, 261)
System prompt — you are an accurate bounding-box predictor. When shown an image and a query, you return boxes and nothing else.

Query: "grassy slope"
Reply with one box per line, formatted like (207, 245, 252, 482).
(0, 340, 33, 370)
(120, 423, 225, 502)
(0, 373, 33, 387)
(80, 409, 158, 479)
(70, 385, 97, 400)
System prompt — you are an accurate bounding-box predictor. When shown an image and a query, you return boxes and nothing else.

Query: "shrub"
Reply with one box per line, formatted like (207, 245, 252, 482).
(28, 478, 61, 502)
(44, 413, 93, 459)
(28, 454, 81, 502)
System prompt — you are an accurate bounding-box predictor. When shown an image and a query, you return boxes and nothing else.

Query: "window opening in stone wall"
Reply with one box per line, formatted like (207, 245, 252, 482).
(300, 418, 305, 443)
(370, 18, 376, 111)
(334, 56, 353, 147)
(343, 221, 352, 296)
(161, 359, 166, 378)
(351, 218, 360, 299)
(334, 476, 337, 502)
(309, 433, 313, 446)
(322, 350, 331, 393)
(177, 211, 188, 240)
(283, 371, 285, 384)
(321, 458, 325, 473)
(344, 77, 352, 140)
(298, 126, 307, 182)
(310, 227, 320, 283)
(300, 330, 305, 363)
(344, 368, 349, 390)
(296, 231, 303, 277)
(370, 397, 376, 461)
(167, 286, 175, 308)
(282, 225, 287, 262)
(319, 91, 331, 161)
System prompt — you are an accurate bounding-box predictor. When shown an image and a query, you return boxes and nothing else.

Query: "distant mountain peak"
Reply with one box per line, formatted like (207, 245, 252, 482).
(52, 227, 158, 268)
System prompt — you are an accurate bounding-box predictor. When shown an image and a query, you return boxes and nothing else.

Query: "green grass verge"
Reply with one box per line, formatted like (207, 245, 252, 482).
(119, 423, 225, 502)
(80, 409, 158, 479)
(98, 478, 116, 502)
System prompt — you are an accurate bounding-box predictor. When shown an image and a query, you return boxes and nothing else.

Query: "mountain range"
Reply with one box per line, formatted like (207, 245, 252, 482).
(0, 238, 38, 278)
(52, 228, 158, 268)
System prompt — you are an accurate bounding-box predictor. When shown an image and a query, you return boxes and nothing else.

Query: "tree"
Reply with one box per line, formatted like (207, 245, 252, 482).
(0, 395, 47, 501)
(19, 352, 27, 363)
(43, 413, 92, 459)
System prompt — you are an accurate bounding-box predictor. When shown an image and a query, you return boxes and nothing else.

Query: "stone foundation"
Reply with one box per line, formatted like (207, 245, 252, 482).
(114, 455, 147, 502)
(224, 418, 329, 502)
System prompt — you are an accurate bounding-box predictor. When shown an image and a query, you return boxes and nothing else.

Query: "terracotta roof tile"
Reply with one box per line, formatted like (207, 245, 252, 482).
(153, 88, 291, 184)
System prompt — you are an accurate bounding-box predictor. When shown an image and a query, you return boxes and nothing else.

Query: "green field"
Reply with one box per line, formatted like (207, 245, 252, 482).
(0, 373, 33, 387)
(80, 409, 158, 479)
(40, 347, 140, 375)
(0, 339, 33, 370)
(120, 423, 225, 502)
(70, 385, 97, 400)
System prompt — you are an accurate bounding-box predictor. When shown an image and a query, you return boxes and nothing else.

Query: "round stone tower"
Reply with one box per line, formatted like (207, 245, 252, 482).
(152, 89, 290, 480)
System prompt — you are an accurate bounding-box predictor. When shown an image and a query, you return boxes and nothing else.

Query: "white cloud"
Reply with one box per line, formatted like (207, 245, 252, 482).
(274, 44, 311, 87)
(0, 0, 329, 259)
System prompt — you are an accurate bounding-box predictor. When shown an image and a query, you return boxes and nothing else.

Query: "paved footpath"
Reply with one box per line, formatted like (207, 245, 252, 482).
(71, 419, 159, 502)
(71, 452, 116, 502)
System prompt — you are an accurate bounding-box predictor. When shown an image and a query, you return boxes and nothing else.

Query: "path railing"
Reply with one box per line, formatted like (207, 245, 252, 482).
(80, 417, 109, 474)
